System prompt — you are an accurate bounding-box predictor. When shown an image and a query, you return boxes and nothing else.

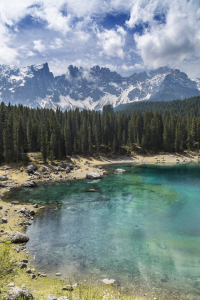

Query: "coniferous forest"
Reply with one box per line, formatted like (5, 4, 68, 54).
(0, 98, 200, 164)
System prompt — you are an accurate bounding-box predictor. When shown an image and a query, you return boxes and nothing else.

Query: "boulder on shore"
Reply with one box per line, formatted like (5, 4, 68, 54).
(21, 181, 37, 188)
(0, 175, 8, 181)
(38, 166, 47, 173)
(11, 231, 29, 243)
(86, 172, 103, 179)
(6, 286, 34, 300)
(114, 169, 126, 174)
(26, 165, 37, 174)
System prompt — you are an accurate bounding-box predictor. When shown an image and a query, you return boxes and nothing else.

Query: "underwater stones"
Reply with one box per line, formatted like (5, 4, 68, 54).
(159, 243, 167, 249)
(62, 285, 73, 291)
(103, 171, 108, 175)
(86, 172, 103, 179)
(114, 169, 126, 174)
(21, 181, 37, 188)
(6, 287, 34, 300)
(86, 189, 98, 192)
(102, 278, 116, 284)
(11, 232, 29, 243)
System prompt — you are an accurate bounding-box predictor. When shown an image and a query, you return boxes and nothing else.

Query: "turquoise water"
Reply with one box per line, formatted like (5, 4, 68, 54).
(9, 164, 200, 299)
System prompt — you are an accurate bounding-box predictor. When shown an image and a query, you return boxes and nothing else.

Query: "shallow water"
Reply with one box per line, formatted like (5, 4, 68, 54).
(9, 164, 200, 299)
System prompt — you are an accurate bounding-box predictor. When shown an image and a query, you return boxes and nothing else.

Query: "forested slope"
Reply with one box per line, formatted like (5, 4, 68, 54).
(115, 96, 200, 117)
(0, 101, 200, 164)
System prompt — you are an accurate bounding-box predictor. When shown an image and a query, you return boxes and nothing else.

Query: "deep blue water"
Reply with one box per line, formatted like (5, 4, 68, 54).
(9, 164, 200, 299)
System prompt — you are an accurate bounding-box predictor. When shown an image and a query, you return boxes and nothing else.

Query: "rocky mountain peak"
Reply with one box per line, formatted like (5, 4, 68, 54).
(0, 62, 199, 111)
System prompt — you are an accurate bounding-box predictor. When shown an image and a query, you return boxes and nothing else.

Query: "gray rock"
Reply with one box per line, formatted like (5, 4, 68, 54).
(0, 205, 2, 209)
(66, 163, 74, 170)
(8, 283, 15, 287)
(86, 189, 98, 192)
(32, 204, 38, 208)
(66, 167, 70, 173)
(11, 201, 19, 205)
(38, 166, 47, 172)
(47, 295, 57, 300)
(26, 165, 37, 173)
(2, 218, 8, 223)
(29, 209, 35, 216)
(0, 175, 8, 181)
(55, 273, 62, 276)
(21, 259, 28, 263)
(26, 269, 32, 274)
(62, 286, 73, 291)
(114, 169, 126, 174)
(11, 232, 29, 243)
(21, 181, 37, 188)
(6, 286, 34, 300)
(159, 243, 167, 249)
(103, 171, 108, 175)
(30, 274, 36, 279)
(17, 263, 27, 269)
(86, 172, 103, 179)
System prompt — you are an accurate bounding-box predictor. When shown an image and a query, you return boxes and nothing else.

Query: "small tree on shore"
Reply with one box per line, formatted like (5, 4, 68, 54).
(0, 242, 16, 283)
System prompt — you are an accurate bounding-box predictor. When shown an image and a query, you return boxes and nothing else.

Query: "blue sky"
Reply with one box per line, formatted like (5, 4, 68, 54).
(1, 0, 200, 77)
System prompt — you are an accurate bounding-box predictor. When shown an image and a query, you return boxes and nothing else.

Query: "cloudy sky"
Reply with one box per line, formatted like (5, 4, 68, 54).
(1, 0, 200, 77)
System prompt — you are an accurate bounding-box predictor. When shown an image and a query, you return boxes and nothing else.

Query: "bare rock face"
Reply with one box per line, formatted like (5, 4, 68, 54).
(86, 172, 103, 179)
(6, 286, 34, 300)
(21, 181, 37, 187)
(11, 231, 29, 243)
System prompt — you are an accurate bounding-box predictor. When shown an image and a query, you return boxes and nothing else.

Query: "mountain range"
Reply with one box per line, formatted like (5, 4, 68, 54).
(0, 62, 200, 111)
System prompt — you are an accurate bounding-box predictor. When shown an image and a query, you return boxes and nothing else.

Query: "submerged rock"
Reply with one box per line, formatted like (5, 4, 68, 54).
(159, 243, 167, 249)
(86, 189, 98, 192)
(86, 172, 103, 179)
(6, 286, 33, 300)
(114, 169, 126, 174)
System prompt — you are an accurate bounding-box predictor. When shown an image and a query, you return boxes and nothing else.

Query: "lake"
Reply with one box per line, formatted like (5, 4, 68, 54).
(9, 164, 200, 299)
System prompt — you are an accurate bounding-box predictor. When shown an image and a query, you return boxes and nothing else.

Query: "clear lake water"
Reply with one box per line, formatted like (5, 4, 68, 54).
(8, 164, 200, 299)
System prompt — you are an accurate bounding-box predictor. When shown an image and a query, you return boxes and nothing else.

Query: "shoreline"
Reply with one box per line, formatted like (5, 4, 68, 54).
(0, 152, 199, 299)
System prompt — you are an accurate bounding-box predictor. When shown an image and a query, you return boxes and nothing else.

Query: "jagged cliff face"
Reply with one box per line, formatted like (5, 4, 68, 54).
(0, 63, 200, 110)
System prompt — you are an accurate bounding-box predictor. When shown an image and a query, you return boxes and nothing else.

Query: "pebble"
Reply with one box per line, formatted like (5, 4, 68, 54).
(55, 273, 62, 276)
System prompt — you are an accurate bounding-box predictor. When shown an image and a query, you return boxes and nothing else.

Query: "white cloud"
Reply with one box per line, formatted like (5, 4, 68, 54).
(50, 38, 63, 49)
(33, 40, 46, 53)
(127, 0, 200, 74)
(97, 26, 126, 59)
